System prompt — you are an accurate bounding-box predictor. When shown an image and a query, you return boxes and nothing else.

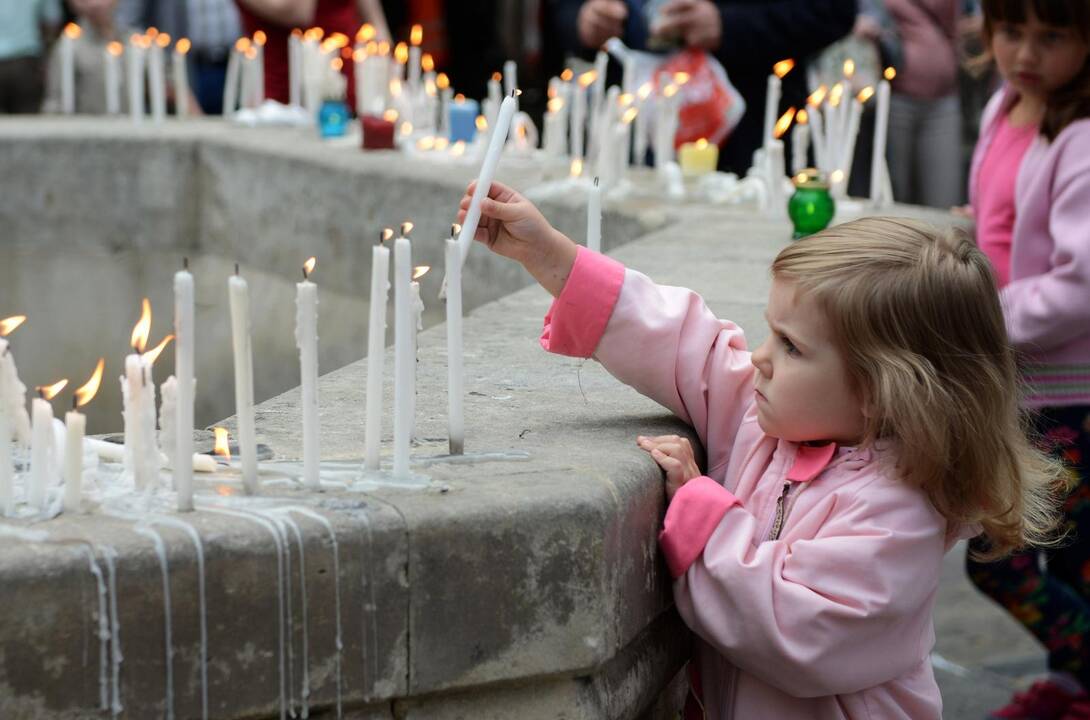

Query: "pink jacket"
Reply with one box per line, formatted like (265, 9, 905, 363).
(541, 248, 953, 720)
(969, 87, 1090, 407)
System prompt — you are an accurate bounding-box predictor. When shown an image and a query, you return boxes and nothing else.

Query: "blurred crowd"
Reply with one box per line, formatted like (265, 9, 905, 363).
(1, 0, 992, 206)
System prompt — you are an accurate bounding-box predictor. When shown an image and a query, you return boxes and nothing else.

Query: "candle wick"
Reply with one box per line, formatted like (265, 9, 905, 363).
(302, 267, 308, 281)
(37, 387, 44, 400)
(183, 256, 189, 270)
(72, 396, 78, 411)
(234, 262, 240, 276)
(594, 176, 599, 187)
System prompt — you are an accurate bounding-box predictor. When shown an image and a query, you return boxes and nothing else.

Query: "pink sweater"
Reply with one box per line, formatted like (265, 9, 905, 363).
(970, 87, 1090, 407)
(542, 248, 959, 719)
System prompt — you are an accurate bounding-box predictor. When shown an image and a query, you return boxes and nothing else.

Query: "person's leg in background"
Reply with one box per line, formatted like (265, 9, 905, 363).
(0, 55, 45, 113)
(887, 92, 922, 204)
(916, 93, 963, 208)
(190, 54, 227, 114)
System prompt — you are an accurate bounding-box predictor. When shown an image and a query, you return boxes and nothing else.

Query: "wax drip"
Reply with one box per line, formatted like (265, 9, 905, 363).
(78, 545, 111, 711)
(134, 525, 174, 720)
(97, 545, 124, 717)
(269, 510, 310, 718)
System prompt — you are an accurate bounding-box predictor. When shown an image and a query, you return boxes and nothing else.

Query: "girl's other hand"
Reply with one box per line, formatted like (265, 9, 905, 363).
(637, 434, 702, 501)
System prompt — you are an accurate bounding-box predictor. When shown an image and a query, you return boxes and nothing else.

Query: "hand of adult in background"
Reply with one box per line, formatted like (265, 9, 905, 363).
(651, 0, 723, 53)
(852, 14, 883, 42)
(578, 0, 628, 50)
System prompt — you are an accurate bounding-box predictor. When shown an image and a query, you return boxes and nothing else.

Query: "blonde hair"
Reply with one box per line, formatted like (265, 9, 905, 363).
(771, 217, 1067, 559)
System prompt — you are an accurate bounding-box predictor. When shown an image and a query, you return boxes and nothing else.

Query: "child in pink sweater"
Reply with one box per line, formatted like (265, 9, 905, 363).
(457, 181, 1064, 719)
(965, 1, 1090, 718)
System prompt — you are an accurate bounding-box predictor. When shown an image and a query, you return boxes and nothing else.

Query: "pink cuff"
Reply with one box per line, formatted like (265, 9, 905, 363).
(659, 476, 741, 579)
(539, 246, 625, 358)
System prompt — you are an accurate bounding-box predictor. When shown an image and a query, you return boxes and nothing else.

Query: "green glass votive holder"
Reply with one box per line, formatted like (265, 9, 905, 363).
(788, 168, 835, 239)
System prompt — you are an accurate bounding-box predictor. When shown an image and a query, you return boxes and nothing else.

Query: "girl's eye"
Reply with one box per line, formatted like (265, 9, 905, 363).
(781, 335, 800, 356)
(998, 24, 1022, 40)
(1042, 30, 1064, 44)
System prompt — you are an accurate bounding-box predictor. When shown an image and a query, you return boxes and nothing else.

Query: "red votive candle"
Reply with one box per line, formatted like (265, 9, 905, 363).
(361, 115, 396, 150)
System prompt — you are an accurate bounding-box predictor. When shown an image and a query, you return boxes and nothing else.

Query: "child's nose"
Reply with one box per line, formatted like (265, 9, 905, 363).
(751, 340, 772, 376)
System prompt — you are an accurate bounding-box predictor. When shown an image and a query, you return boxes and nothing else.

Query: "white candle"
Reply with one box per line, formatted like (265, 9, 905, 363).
(455, 94, 517, 266)
(365, 232, 391, 471)
(62, 408, 85, 513)
(504, 59, 518, 112)
(588, 50, 608, 153)
(409, 26, 422, 93)
(808, 101, 827, 170)
(290, 30, 303, 107)
(571, 78, 587, 160)
(765, 139, 786, 217)
(61, 23, 80, 114)
(149, 35, 168, 123)
(173, 264, 195, 511)
(439, 83, 453, 139)
(791, 117, 810, 174)
(105, 42, 122, 114)
(0, 402, 10, 516)
(445, 227, 464, 455)
(587, 177, 602, 253)
(160, 375, 177, 468)
(122, 352, 159, 491)
(837, 97, 864, 197)
(30, 392, 59, 511)
(127, 35, 146, 123)
(763, 73, 781, 148)
(296, 258, 320, 490)
(222, 42, 241, 115)
(393, 227, 413, 478)
(252, 32, 266, 107)
(229, 269, 259, 493)
(543, 99, 566, 157)
(0, 329, 30, 516)
(173, 39, 191, 117)
(870, 77, 892, 206)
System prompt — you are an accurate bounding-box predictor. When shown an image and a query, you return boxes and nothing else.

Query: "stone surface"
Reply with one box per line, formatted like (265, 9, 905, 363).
(0, 116, 1049, 719)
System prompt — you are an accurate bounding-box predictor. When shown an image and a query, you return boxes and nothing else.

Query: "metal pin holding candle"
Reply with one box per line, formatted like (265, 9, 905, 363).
(297, 256, 320, 490)
(64, 359, 104, 514)
(30, 378, 67, 511)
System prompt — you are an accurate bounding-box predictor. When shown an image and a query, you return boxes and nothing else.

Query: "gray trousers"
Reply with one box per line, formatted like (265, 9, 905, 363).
(887, 92, 964, 208)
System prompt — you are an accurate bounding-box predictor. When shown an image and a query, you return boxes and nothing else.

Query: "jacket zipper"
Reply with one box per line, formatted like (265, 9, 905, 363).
(767, 482, 792, 542)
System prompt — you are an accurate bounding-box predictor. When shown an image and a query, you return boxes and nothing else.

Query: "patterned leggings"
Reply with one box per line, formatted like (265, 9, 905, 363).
(967, 405, 1090, 686)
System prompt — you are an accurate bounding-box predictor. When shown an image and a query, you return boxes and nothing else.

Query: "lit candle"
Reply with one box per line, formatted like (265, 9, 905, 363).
(127, 33, 146, 123)
(836, 87, 872, 197)
(173, 259, 195, 511)
(678, 138, 719, 177)
(766, 107, 795, 216)
(445, 224, 464, 455)
(634, 83, 652, 165)
(222, 38, 244, 115)
(296, 257, 320, 490)
(408, 25, 423, 94)
(393, 222, 414, 478)
(290, 29, 303, 107)
(173, 38, 191, 117)
(0, 316, 29, 517)
(105, 41, 122, 115)
(791, 110, 810, 175)
(764, 59, 794, 149)
(587, 177, 601, 253)
(122, 299, 160, 492)
(364, 229, 392, 471)
(61, 23, 81, 114)
(30, 379, 67, 511)
(229, 266, 259, 493)
(543, 96, 566, 157)
(571, 71, 594, 160)
(64, 359, 104, 514)
(805, 86, 827, 170)
(655, 82, 680, 170)
(437, 73, 452, 138)
(871, 68, 894, 206)
(486, 71, 502, 128)
(149, 32, 170, 123)
(251, 31, 266, 107)
(454, 93, 518, 266)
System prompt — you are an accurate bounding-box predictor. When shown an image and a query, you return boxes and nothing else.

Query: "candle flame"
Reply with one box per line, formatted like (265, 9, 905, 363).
(364, 40, 378, 55)
(884, 66, 897, 81)
(400, 121, 413, 136)
(695, 138, 709, 150)
(830, 169, 845, 184)
(417, 136, 436, 151)
(622, 107, 638, 125)
(377, 40, 390, 56)
(797, 108, 809, 124)
(663, 84, 678, 98)
(637, 82, 653, 100)
(476, 115, 487, 131)
(327, 32, 349, 48)
(395, 42, 409, 64)
(401, 221, 414, 236)
(516, 124, 527, 140)
(131, 299, 152, 353)
(245, 47, 257, 61)
(570, 158, 583, 177)
(673, 72, 690, 86)
(421, 53, 434, 73)
(303, 257, 317, 277)
(454, 93, 465, 102)
(547, 97, 564, 113)
(213, 427, 231, 462)
(451, 140, 465, 156)
(176, 38, 191, 55)
(561, 68, 574, 82)
(412, 266, 430, 281)
(235, 37, 251, 53)
(0, 315, 26, 336)
(38, 379, 68, 402)
(146, 27, 159, 39)
(353, 47, 365, 62)
(773, 58, 795, 78)
(773, 107, 796, 139)
(437, 72, 449, 90)
(143, 334, 174, 367)
(292, 28, 303, 38)
(843, 58, 855, 78)
(303, 27, 324, 42)
(828, 83, 844, 107)
(578, 70, 596, 88)
(357, 23, 375, 43)
(156, 33, 171, 48)
(410, 24, 423, 46)
(807, 85, 828, 107)
(331, 57, 343, 71)
(341, 46, 353, 60)
(491, 71, 502, 82)
(389, 78, 402, 96)
(383, 108, 399, 122)
(64, 23, 82, 40)
(74, 358, 105, 408)
(434, 137, 449, 151)
(382, 228, 394, 243)
(856, 86, 875, 103)
(425, 79, 436, 96)
(619, 92, 633, 107)
(107, 41, 123, 57)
